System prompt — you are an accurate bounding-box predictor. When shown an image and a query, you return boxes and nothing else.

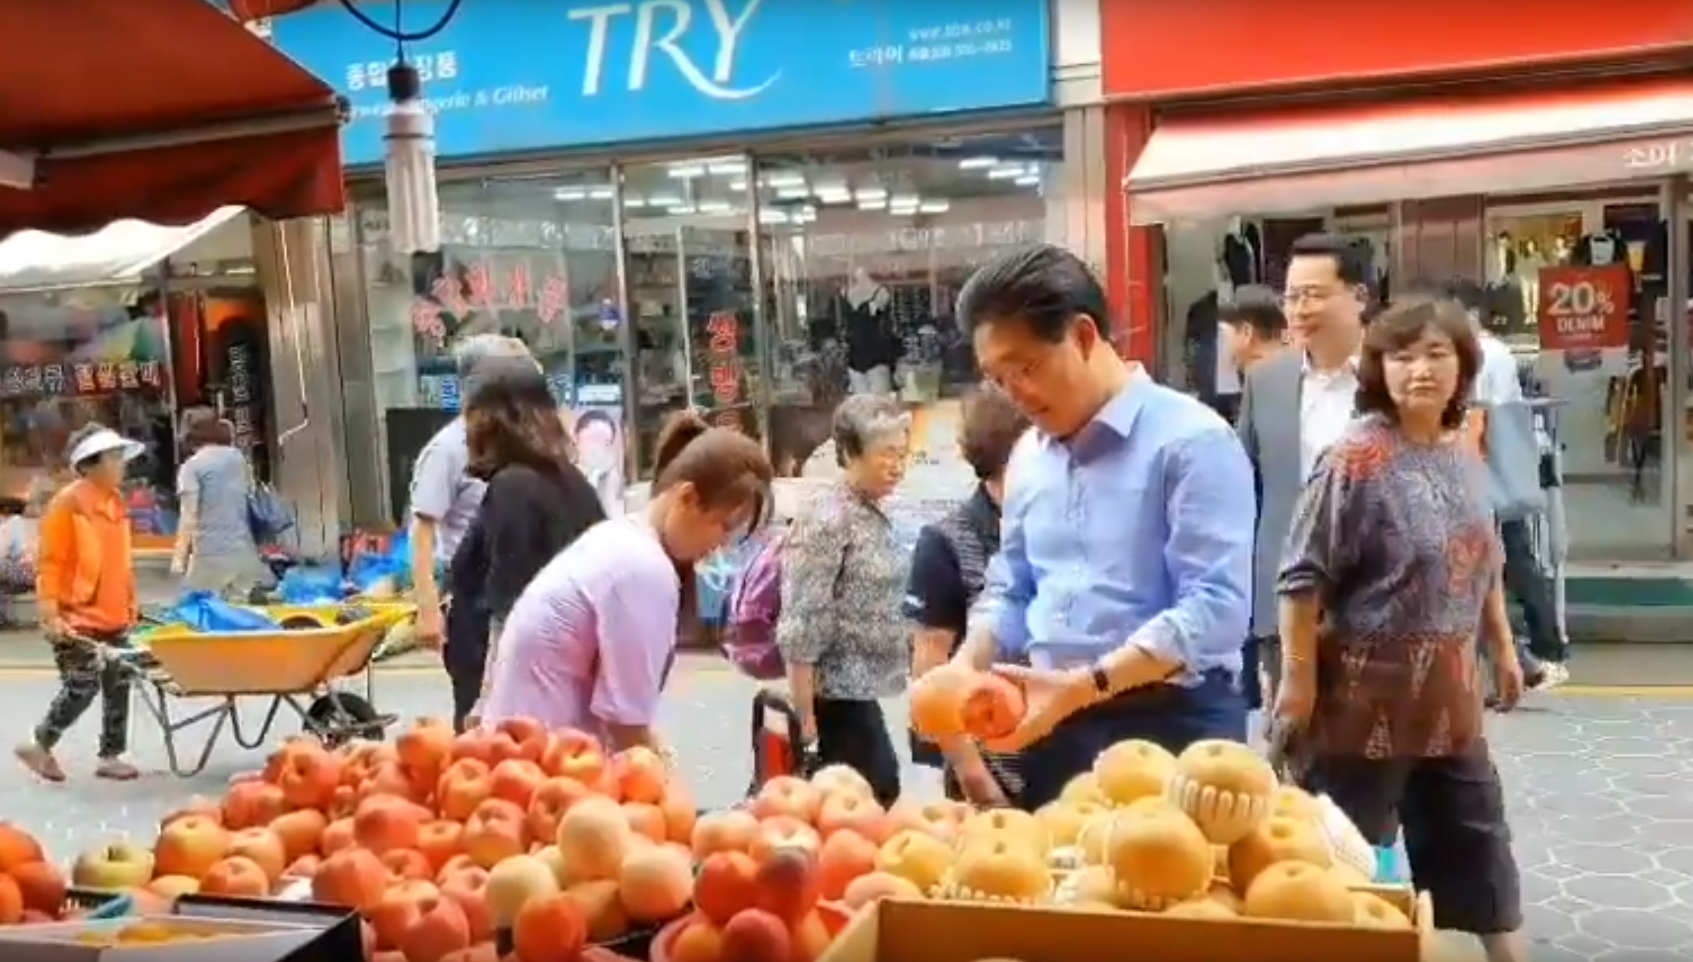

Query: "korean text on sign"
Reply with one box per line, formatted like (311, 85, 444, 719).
(1535, 265, 1631, 352)
(850, 18, 1017, 68)
(345, 51, 459, 92)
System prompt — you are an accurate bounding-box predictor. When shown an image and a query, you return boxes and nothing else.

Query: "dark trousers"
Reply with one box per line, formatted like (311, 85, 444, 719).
(1499, 519, 1565, 663)
(36, 633, 131, 758)
(442, 601, 490, 734)
(1018, 669, 1247, 809)
(1304, 741, 1522, 935)
(814, 698, 900, 808)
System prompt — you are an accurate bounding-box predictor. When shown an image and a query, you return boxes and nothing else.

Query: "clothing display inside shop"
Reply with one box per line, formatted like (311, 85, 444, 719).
(1180, 222, 1262, 403)
(839, 268, 897, 393)
(797, 267, 968, 402)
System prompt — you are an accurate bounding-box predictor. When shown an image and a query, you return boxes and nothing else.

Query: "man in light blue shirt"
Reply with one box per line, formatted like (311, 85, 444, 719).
(942, 245, 1256, 809)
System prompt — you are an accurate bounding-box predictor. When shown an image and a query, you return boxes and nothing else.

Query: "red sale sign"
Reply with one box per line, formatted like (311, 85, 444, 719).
(1536, 264, 1631, 352)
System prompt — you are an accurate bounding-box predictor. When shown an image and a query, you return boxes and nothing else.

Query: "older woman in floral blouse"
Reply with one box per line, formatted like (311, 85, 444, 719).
(776, 394, 911, 807)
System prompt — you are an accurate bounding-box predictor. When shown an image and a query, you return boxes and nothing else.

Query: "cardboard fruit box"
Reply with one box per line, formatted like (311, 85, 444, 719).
(820, 886, 1436, 962)
(0, 895, 360, 962)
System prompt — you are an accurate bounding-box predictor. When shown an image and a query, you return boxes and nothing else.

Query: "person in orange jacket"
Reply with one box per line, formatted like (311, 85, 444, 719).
(15, 424, 145, 782)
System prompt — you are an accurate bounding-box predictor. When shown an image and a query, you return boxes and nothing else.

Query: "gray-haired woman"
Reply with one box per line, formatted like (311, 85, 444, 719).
(775, 394, 911, 806)
(171, 409, 267, 599)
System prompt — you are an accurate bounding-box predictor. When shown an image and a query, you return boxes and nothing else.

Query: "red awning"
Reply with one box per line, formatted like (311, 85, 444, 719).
(0, 0, 345, 238)
(1126, 79, 1693, 224)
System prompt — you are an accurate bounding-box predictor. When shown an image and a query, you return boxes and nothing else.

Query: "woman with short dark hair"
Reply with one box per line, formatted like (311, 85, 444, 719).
(171, 408, 266, 599)
(450, 365, 605, 731)
(905, 385, 1030, 805)
(1275, 294, 1526, 962)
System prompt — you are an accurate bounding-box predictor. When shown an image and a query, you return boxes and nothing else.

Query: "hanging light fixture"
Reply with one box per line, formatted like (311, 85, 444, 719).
(384, 61, 439, 254)
(334, 0, 463, 254)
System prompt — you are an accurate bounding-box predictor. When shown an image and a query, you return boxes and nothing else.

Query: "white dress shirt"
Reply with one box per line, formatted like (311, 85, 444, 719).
(1475, 332, 1523, 406)
(1299, 356, 1359, 480)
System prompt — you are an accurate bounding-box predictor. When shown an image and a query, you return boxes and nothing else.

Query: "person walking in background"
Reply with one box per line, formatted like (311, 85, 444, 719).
(1219, 285, 1288, 381)
(905, 385, 1029, 806)
(171, 409, 267, 599)
(1438, 279, 1567, 691)
(1236, 235, 1372, 715)
(405, 336, 537, 719)
(1274, 295, 1525, 962)
(778, 394, 912, 808)
(477, 412, 773, 751)
(15, 425, 146, 782)
(0, 483, 51, 626)
(452, 364, 606, 731)
(943, 245, 1255, 809)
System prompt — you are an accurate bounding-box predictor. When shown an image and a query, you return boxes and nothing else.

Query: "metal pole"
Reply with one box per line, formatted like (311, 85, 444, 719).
(745, 151, 773, 456)
(608, 163, 637, 487)
(1666, 175, 1691, 558)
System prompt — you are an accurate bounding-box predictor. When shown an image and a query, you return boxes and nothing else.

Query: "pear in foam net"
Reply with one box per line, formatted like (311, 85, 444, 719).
(1104, 798, 1212, 911)
(957, 808, 1048, 858)
(1166, 739, 1277, 844)
(1092, 739, 1176, 808)
(1267, 785, 1324, 825)
(940, 835, 1051, 905)
(1242, 860, 1356, 924)
(1352, 891, 1413, 928)
(1227, 814, 1333, 896)
(1034, 801, 1107, 849)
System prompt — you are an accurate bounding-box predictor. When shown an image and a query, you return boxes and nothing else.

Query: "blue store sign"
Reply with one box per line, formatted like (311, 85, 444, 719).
(267, 0, 1052, 165)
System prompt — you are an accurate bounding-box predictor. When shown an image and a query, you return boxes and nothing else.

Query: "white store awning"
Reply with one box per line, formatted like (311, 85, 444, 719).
(1126, 78, 1693, 224)
(0, 205, 247, 294)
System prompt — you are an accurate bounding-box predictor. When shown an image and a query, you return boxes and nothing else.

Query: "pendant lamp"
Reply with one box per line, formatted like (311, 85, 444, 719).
(383, 62, 440, 255)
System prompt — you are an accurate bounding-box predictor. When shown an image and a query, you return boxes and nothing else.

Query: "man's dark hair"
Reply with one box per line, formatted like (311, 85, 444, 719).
(1288, 233, 1373, 287)
(1432, 277, 1486, 318)
(956, 244, 1111, 341)
(1218, 285, 1286, 340)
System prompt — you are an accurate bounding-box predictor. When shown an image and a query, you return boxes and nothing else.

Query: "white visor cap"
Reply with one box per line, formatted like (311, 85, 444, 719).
(69, 428, 145, 467)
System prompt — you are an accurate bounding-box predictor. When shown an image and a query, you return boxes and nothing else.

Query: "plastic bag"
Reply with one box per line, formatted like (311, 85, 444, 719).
(168, 591, 282, 633)
(346, 530, 412, 597)
(278, 566, 346, 605)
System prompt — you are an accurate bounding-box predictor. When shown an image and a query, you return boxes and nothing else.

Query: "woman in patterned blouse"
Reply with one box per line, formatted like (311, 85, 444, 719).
(1275, 294, 1527, 962)
(776, 394, 911, 807)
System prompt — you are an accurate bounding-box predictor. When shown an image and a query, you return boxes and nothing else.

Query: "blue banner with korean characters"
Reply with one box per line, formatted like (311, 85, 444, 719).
(265, 0, 1052, 165)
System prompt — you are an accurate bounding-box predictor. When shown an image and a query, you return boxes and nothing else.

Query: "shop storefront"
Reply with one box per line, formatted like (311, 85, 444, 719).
(1100, 0, 1693, 564)
(0, 210, 280, 550)
(266, 0, 1086, 523)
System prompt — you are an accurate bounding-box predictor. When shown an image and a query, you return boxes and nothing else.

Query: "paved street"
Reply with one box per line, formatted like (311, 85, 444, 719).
(0, 658, 1687, 960)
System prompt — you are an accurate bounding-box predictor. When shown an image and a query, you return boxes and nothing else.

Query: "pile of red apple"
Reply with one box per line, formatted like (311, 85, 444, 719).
(70, 718, 701, 962)
(659, 765, 982, 962)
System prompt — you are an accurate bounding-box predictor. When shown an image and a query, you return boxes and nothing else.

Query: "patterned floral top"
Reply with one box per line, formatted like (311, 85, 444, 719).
(776, 482, 908, 701)
(1278, 416, 1499, 759)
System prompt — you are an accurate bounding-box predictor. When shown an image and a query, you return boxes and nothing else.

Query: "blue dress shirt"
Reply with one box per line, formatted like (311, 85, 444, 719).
(970, 375, 1256, 685)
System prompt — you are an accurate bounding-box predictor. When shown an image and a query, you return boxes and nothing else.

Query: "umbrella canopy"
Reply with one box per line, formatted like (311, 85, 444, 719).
(0, 0, 346, 238)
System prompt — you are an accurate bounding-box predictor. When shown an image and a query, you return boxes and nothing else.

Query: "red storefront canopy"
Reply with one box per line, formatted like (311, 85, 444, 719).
(1126, 78, 1693, 224)
(0, 0, 346, 238)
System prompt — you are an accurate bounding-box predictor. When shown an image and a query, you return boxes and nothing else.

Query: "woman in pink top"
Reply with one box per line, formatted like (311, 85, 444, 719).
(478, 411, 774, 751)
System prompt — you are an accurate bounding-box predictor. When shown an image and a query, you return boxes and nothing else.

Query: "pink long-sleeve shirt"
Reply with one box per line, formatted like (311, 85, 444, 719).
(478, 516, 680, 738)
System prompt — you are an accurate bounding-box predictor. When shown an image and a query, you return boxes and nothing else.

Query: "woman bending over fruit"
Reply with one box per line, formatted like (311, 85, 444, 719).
(476, 410, 774, 753)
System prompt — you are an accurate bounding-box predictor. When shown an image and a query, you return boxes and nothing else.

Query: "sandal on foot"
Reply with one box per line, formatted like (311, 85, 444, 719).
(15, 743, 66, 782)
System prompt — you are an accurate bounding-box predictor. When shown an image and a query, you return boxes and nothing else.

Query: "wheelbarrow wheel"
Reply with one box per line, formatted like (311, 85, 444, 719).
(303, 691, 389, 748)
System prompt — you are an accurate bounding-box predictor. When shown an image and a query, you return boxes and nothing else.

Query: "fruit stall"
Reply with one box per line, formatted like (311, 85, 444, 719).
(0, 683, 1474, 962)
